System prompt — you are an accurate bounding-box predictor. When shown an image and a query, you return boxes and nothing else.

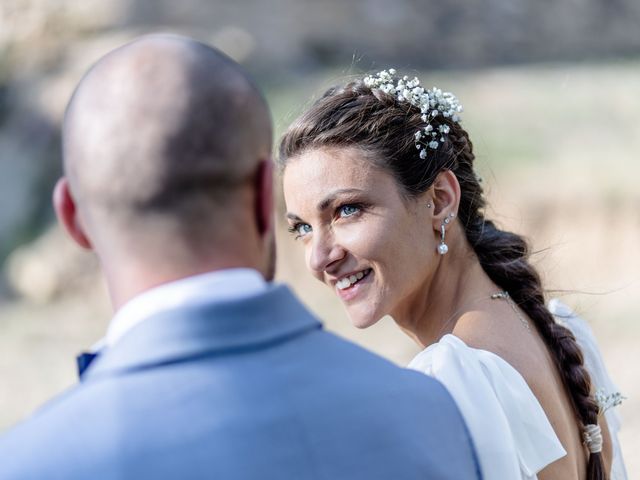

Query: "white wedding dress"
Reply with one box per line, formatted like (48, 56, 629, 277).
(408, 300, 627, 480)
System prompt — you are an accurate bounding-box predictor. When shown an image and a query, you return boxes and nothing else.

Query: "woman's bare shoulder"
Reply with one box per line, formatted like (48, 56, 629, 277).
(452, 307, 542, 376)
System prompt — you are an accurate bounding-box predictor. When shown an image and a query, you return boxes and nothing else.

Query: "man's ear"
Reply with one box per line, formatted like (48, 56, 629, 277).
(254, 159, 274, 237)
(52, 177, 93, 250)
(430, 170, 461, 229)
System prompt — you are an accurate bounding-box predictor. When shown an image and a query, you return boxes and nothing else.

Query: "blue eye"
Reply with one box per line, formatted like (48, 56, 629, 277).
(297, 224, 312, 235)
(288, 223, 312, 238)
(339, 205, 360, 217)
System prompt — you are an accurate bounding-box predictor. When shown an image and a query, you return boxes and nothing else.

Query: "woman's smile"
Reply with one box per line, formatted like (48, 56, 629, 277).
(333, 267, 373, 301)
(335, 268, 372, 291)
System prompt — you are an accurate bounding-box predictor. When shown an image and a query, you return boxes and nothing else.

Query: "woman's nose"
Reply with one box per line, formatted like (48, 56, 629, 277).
(308, 230, 345, 274)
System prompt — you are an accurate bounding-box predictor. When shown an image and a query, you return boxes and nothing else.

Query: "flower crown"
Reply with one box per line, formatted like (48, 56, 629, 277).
(363, 69, 463, 160)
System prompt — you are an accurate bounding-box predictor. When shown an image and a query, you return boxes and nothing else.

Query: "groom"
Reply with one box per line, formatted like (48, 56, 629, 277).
(0, 35, 480, 479)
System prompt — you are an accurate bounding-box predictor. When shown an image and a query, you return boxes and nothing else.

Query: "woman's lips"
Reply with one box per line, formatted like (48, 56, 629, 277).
(336, 268, 372, 290)
(334, 269, 372, 301)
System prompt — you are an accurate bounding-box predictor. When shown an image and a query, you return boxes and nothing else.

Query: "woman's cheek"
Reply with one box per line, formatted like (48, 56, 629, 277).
(340, 218, 390, 256)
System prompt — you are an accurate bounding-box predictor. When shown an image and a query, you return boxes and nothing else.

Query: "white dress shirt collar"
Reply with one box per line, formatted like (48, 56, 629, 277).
(103, 268, 267, 349)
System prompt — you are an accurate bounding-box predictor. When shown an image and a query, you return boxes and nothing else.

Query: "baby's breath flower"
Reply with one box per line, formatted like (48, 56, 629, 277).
(363, 69, 463, 161)
(594, 389, 625, 414)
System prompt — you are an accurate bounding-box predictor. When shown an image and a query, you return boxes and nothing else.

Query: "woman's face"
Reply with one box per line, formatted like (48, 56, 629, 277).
(283, 147, 439, 328)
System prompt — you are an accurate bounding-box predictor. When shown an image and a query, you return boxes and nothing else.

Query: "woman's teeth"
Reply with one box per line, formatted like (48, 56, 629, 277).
(336, 269, 371, 290)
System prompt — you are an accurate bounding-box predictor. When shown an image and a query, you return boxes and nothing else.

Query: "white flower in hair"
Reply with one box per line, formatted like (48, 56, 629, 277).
(594, 389, 625, 414)
(363, 69, 463, 161)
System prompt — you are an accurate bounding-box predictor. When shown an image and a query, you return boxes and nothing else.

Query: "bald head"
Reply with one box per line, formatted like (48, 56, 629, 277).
(63, 34, 272, 230)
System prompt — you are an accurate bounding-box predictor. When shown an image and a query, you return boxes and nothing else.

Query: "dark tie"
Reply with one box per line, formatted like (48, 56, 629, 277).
(76, 351, 100, 378)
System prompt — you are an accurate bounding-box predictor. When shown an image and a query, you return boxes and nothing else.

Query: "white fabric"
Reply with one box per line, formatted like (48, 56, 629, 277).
(548, 299, 628, 480)
(104, 268, 267, 348)
(583, 424, 603, 454)
(408, 334, 566, 479)
(408, 300, 627, 480)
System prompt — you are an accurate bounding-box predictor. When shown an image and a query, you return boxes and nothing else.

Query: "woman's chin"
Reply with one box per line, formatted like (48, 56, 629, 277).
(346, 311, 381, 329)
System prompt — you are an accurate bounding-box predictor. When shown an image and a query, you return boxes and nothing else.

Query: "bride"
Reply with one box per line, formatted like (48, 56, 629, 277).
(278, 69, 626, 479)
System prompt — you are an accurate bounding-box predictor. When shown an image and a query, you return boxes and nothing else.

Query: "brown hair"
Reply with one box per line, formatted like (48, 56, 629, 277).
(279, 78, 605, 479)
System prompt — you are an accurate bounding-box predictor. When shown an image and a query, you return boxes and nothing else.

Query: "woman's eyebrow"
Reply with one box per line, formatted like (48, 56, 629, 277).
(317, 188, 365, 212)
(285, 212, 303, 221)
(286, 188, 365, 221)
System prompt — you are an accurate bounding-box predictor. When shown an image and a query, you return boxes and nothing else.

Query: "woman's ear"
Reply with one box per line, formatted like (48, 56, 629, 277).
(430, 170, 461, 229)
(52, 177, 93, 250)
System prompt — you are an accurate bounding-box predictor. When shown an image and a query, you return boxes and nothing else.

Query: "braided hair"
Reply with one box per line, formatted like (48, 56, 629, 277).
(278, 77, 606, 480)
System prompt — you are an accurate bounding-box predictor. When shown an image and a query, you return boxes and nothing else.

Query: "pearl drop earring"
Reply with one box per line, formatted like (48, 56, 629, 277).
(438, 213, 455, 255)
(438, 224, 448, 255)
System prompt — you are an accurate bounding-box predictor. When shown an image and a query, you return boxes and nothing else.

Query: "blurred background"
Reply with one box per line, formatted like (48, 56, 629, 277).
(1, 0, 638, 475)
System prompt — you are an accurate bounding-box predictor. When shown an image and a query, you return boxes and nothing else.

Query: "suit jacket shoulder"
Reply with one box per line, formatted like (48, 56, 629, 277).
(0, 285, 480, 480)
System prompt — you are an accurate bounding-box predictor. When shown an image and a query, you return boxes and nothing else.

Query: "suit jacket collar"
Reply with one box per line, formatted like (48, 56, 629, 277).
(105, 268, 267, 348)
(83, 284, 322, 380)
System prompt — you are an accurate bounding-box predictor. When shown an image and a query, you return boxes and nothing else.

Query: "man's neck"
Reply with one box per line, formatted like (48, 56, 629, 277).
(102, 257, 264, 311)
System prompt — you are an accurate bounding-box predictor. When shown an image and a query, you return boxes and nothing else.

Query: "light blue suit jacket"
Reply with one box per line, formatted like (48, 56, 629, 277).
(0, 285, 480, 479)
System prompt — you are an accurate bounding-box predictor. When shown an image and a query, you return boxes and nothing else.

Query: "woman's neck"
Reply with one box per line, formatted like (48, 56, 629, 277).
(392, 235, 500, 348)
